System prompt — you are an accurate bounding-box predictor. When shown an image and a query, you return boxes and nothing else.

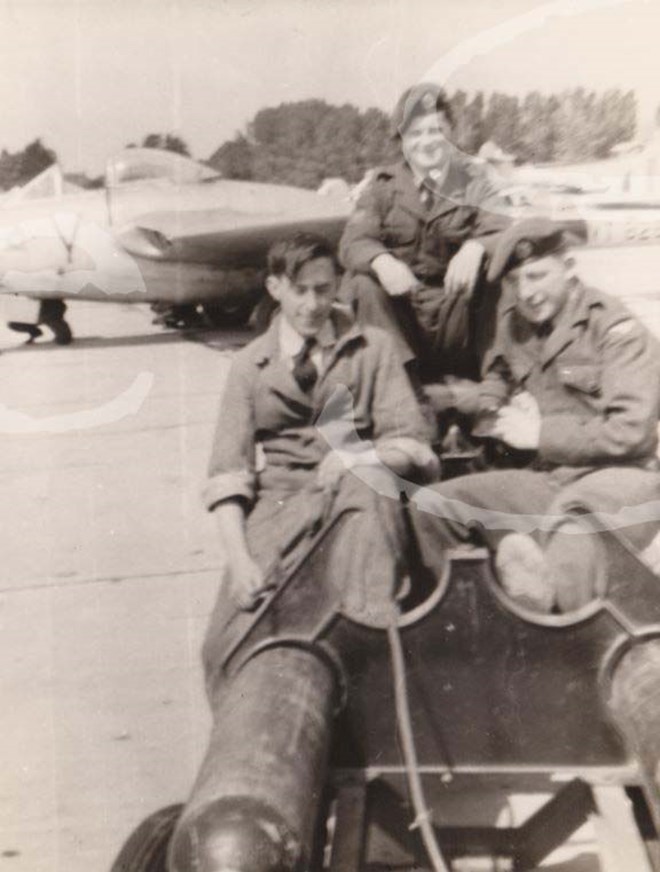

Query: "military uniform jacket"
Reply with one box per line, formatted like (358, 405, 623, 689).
(480, 282, 660, 472)
(203, 307, 436, 513)
(201, 310, 438, 692)
(339, 157, 508, 284)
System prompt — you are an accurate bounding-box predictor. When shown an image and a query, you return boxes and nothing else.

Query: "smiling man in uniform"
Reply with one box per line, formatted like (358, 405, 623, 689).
(339, 83, 508, 390)
(411, 217, 660, 612)
(203, 232, 437, 621)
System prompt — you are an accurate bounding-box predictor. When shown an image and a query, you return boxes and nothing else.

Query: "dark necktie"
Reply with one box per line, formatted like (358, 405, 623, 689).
(535, 320, 553, 339)
(420, 183, 435, 210)
(292, 337, 318, 393)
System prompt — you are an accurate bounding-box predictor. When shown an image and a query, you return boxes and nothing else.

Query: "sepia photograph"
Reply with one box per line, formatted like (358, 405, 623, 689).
(3, 1, 660, 870)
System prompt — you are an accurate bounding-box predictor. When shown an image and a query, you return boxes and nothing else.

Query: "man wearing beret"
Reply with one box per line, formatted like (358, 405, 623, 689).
(339, 83, 509, 391)
(411, 217, 660, 612)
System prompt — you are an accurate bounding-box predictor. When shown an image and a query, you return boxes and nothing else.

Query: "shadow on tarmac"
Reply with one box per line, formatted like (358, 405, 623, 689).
(0, 327, 254, 354)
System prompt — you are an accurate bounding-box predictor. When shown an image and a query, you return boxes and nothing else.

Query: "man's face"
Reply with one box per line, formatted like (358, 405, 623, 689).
(504, 254, 571, 325)
(400, 111, 453, 177)
(267, 256, 338, 337)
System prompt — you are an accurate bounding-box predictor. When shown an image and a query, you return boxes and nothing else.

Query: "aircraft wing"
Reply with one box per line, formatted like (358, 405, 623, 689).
(115, 201, 352, 270)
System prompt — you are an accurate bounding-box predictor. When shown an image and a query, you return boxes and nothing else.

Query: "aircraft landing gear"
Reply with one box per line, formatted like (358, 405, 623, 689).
(7, 321, 43, 343)
(150, 303, 206, 330)
(201, 298, 259, 329)
(7, 299, 73, 345)
(150, 299, 260, 331)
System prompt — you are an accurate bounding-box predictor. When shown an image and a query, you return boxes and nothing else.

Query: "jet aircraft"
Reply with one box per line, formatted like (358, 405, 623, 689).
(3, 145, 660, 338)
(0, 149, 352, 327)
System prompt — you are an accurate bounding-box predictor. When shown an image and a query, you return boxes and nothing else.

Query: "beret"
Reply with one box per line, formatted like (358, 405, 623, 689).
(391, 83, 452, 137)
(487, 217, 568, 283)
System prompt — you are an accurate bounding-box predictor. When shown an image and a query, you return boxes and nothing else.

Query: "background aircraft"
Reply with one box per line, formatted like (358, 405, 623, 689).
(481, 136, 660, 338)
(498, 128, 660, 241)
(0, 148, 352, 327)
(4, 144, 660, 337)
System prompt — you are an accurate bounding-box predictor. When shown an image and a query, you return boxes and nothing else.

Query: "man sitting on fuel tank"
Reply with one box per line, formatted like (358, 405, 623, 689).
(412, 217, 660, 612)
(172, 233, 438, 872)
(202, 230, 438, 652)
(339, 83, 509, 390)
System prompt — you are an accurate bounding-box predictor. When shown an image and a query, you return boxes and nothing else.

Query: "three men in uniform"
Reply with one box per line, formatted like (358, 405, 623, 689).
(412, 216, 660, 612)
(179, 85, 660, 872)
(206, 82, 660, 619)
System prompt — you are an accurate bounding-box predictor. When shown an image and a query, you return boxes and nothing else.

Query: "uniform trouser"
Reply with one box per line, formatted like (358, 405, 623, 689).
(204, 465, 660, 676)
(202, 470, 408, 699)
(409, 466, 660, 611)
(340, 272, 499, 381)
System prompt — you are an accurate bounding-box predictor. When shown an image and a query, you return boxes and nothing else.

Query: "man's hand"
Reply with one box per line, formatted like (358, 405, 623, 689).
(371, 253, 420, 296)
(316, 450, 349, 492)
(444, 240, 485, 295)
(225, 550, 268, 610)
(492, 392, 541, 450)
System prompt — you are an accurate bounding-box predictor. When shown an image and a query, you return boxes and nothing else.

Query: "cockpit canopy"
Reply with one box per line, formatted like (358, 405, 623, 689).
(105, 148, 220, 187)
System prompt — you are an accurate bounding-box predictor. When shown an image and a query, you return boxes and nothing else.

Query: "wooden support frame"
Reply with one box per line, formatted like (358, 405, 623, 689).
(512, 779, 595, 870)
(325, 775, 659, 872)
(591, 786, 656, 872)
(328, 778, 368, 872)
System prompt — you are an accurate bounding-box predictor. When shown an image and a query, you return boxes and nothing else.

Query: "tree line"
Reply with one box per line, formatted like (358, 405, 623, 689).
(209, 88, 637, 188)
(0, 134, 189, 192)
(0, 88, 638, 192)
(0, 139, 57, 192)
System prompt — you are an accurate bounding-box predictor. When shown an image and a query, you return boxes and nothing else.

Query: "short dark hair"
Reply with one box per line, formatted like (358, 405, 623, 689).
(266, 232, 340, 280)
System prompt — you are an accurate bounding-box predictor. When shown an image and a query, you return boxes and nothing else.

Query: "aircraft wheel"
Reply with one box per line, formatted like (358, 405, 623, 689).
(109, 804, 182, 872)
(202, 299, 256, 328)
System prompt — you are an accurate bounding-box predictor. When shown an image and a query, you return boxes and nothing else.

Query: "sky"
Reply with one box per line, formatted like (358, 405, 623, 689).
(1, 0, 660, 174)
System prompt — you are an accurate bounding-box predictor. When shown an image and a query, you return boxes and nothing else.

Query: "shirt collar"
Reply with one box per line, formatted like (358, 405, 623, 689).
(278, 316, 336, 359)
(411, 164, 449, 192)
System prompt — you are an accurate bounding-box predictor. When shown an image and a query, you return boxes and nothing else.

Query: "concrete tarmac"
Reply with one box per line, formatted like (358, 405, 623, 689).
(0, 286, 645, 872)
(0, 300, 242, 872)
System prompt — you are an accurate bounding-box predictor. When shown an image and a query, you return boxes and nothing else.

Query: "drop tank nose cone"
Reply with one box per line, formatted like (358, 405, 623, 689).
(169, 798, 295, 872)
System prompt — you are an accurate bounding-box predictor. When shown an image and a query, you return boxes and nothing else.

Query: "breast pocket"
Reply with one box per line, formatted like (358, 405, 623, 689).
(383, 210, 418, 246)
(557, 363, 602, 396)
